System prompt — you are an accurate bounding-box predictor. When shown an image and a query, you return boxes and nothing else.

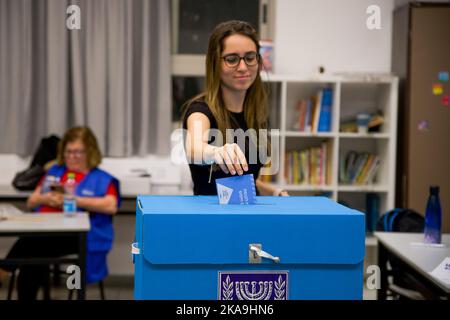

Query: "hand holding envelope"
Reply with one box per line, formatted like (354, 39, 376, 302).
(211, 143, 249, 176)
(208, 143, 250, 184)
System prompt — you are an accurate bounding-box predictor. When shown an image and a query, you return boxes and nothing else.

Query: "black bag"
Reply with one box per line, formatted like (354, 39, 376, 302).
(12, 164, 46, 191)
(376, 208, 424, 233)
(12, 135, 60, 191)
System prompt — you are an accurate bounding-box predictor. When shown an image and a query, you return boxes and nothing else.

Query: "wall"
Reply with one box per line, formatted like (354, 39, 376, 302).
(274, 0, 394, 76)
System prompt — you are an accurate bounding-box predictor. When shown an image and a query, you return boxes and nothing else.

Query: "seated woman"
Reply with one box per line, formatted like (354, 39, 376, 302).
(5, 126, 121, 300)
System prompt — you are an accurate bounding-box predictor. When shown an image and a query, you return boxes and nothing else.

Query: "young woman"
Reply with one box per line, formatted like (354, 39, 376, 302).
(182, 20, 288, 197)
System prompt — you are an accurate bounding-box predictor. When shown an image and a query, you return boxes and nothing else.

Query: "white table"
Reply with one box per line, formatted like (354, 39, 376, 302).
(0, 185, 31, 199)
(374, 232, 450, 299)
(0, 212, 90, 300)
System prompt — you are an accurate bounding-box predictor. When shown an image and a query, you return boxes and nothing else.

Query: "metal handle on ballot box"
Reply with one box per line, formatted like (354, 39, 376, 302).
(249, 244, 280, 264)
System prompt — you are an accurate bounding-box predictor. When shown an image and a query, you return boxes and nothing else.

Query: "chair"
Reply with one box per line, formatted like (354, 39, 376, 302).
(376, 208, 425, 300)
(7, 268, 51, 300)
(54, 261, 107, 300)
(7, 264, 106, 300)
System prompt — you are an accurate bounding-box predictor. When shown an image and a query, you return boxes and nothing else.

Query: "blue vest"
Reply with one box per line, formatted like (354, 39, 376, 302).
(43, 164, 121, 283)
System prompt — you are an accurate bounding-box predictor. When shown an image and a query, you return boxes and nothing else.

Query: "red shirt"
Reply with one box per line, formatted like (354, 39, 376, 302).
(37, 171, 118, 213)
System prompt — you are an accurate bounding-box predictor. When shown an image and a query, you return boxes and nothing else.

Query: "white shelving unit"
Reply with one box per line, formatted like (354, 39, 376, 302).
(262, 73, 398, 243)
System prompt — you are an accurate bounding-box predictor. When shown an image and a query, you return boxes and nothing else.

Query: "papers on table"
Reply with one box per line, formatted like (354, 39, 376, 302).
(429, 257, 450, 285)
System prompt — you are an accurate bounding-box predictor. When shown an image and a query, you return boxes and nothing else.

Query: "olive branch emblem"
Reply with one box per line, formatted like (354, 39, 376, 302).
(221, 276, 234, 300)
(274, 275, 286, 300)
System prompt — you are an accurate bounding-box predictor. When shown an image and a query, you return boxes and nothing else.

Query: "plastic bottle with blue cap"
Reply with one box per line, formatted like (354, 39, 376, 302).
(63, 173, 77, 217)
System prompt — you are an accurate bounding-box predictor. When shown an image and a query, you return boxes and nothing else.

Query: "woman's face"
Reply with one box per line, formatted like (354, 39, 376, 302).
(63, 139, 88, 173)
(220, 34, 259, 93)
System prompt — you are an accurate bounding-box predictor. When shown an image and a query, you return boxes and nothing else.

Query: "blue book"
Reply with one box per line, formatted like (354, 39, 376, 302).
(318, 88, 333, 132)
(215, 174, 257, 205)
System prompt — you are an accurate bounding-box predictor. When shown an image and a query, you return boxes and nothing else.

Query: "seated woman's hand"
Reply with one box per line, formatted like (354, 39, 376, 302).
(44, 192, 64, 208)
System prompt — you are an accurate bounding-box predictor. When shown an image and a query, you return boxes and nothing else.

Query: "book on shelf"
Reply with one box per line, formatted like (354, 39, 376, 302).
(284, 141, 332, 185)
(318, 88, 333, 132)
(350, 153, 369, 183)
(311, 92, 322, 133)
(356, 155, 375, 184)
(292, 88, 332, 133)
(339, 151, 380, 185)
(259, 40, 274, 73)
(340, 112, 384, 133)
(363, 156, 380, 185)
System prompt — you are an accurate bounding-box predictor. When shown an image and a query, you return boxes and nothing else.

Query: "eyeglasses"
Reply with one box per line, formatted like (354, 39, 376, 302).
(221, 52, 260, 68)
(64, 149, 86, 157)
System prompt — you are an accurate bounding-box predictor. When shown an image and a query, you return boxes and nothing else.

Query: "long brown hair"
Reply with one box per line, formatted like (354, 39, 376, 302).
(56, 126, 102, 169)
(182, 20, 269, 144)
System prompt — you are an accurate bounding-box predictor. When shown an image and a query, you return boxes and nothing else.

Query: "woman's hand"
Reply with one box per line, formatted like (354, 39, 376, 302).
(213, 143, 249, 175)
(76, 195, 118, 215)
(43, 192, 64, 208)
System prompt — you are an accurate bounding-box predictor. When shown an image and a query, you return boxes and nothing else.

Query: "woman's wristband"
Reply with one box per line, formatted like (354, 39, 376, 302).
(203, 145, 218, 165)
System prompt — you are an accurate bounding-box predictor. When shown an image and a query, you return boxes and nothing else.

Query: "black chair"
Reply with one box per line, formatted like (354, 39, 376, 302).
(7, 264, 106, 300)
(7, 268, 51, 300)
(376, 208, 425, 300)
(53, 262, 107, 300)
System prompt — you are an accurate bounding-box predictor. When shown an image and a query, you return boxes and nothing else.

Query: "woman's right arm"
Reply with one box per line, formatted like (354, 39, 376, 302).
(26, 186, 51, 210)
(185, 112, 216, 165)
(185, 112, 248, 175)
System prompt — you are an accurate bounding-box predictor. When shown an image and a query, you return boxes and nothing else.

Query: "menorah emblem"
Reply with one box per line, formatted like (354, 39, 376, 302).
(235, 281, 274, 300)
(219, 272, 288, 300)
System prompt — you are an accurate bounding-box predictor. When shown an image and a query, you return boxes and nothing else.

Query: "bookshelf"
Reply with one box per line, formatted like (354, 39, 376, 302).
(261, 73, 398, 241)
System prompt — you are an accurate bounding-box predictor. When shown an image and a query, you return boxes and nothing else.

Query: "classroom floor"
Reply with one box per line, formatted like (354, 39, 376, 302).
(0, 275, 377, 300)
(0, 275, 134, 300)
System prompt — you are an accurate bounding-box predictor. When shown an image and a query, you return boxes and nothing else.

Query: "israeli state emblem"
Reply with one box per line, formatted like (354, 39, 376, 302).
(218, 271, 288, 300)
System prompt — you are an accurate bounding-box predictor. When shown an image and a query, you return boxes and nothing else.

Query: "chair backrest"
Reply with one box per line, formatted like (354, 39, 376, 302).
(376, 208, 424, 233)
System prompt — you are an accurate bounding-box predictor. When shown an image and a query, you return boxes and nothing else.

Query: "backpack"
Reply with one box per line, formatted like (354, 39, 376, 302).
(376, 208, 424, 233)
(12, 135, 60, 191)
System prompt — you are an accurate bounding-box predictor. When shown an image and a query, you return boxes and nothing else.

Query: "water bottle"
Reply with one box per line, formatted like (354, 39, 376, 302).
(424, 186, 442, 244)
(63, 173, 77, 217)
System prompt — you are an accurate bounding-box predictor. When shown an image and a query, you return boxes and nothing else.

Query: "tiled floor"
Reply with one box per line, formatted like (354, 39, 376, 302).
(363, 287, 377, 300)
(1, 274, 378, 300)
(0, 275, 134, 300)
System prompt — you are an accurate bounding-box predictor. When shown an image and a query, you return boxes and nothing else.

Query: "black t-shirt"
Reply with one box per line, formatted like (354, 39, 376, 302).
(182, 101, 264, 195)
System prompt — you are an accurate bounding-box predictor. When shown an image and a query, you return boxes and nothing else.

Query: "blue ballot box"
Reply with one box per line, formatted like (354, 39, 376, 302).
(133, 196, 365, 300)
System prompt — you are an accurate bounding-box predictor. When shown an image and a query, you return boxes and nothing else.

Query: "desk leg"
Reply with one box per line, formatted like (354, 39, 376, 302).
(377, 242, 388, 300)
(78, 232, 86, 300)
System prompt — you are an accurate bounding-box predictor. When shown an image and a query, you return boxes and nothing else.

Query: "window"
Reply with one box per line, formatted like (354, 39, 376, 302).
(171, 0, 275, 122)
(173, 0, 260, 55)
(172, 76, 205, 122)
